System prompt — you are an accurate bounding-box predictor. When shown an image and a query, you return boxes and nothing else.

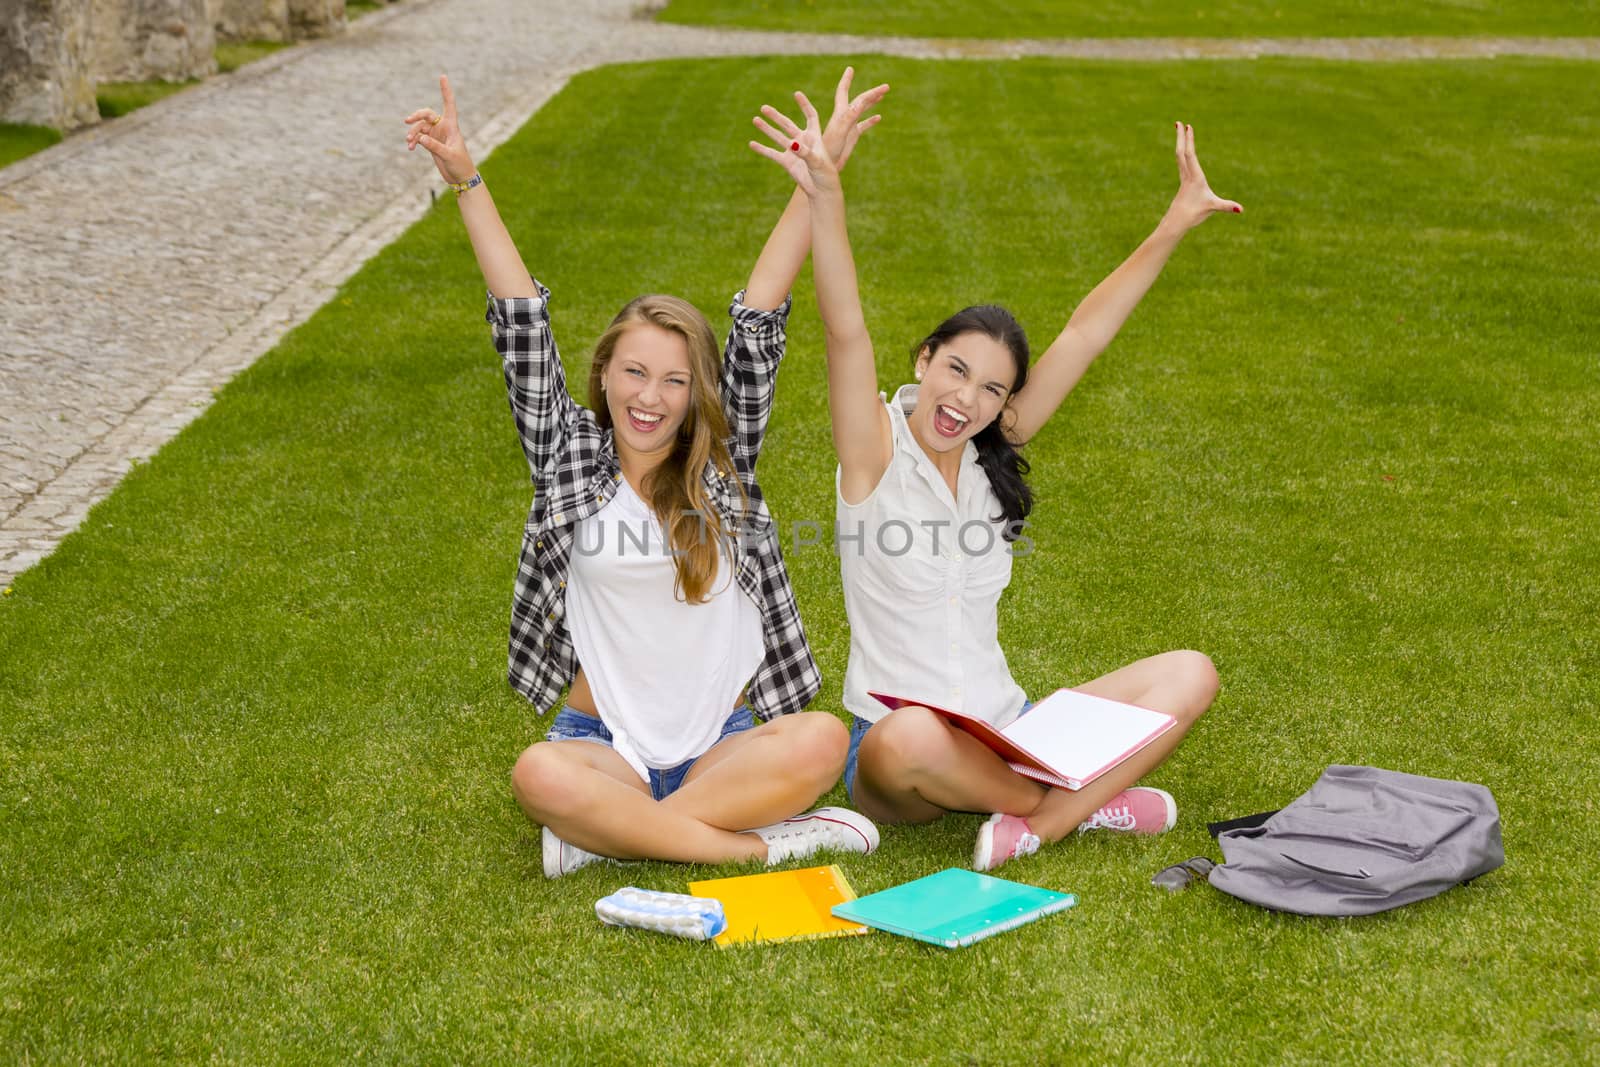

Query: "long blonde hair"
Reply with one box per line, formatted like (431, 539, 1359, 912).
(588, 295, 744, 604)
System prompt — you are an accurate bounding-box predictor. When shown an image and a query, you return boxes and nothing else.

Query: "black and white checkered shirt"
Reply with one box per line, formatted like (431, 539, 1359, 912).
(486, 280, 821, 722)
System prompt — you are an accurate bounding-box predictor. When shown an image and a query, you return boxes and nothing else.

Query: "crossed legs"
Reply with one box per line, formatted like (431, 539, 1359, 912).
(852, 649, 1219, 842)
(510, 711, 849, 864)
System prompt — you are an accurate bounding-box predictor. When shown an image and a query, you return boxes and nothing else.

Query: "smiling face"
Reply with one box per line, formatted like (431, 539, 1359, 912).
(909, 331, 1018, 455)
(602, 321, 694, 459)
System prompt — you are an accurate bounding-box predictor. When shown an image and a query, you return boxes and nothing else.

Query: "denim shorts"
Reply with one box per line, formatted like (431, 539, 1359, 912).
(545, 705, 757, 802)
(844, 698, 1032, 803)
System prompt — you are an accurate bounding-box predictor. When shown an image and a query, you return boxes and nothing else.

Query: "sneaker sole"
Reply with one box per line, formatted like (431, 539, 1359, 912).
(1143, 787, 1179, 833)
(541, 826, 565, 879)
(973, 813, 1004, 871)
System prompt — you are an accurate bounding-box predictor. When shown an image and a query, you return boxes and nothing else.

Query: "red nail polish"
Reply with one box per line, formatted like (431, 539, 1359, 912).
(1233, 206, 1242, 213)
(790, 141, 800, 151)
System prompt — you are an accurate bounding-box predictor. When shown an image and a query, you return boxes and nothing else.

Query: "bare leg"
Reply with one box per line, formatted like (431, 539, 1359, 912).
(510, 740, 765, 864)
(668, 711, 850, 832)
(852, 650, 1218, 837)
(1022, 649, 1219, 841)
(511, 712, 850, 864)
(852, 706, 1049, 825)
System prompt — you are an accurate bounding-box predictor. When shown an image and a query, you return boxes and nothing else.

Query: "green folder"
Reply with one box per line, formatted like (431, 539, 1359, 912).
(831, 868, 1077, 949)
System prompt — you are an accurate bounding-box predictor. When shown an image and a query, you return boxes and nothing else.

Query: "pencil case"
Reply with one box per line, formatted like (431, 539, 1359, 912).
(595, 887, 727, 940)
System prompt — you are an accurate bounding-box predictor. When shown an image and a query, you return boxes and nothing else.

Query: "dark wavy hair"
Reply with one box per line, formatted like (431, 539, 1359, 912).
(914, 305, 1033, 538)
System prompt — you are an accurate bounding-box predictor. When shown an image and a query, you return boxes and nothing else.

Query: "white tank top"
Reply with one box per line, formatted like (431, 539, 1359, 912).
(565, 479, 765, 782)
(837, 384, 1028, 727)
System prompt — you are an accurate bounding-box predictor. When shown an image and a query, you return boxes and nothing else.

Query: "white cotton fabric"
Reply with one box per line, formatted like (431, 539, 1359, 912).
(566, 479, 765, 782)
(837, 384, 1028, 727)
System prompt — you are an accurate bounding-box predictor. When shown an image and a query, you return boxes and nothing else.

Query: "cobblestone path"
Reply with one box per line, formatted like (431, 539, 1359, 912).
(1, 0, 1595, 584)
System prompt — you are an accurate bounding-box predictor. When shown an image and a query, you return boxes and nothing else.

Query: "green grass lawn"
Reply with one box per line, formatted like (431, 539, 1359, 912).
(3, 56, 1598, 1061)
(96, 78, 198, 119)
(216, 39, 293, 74)
(660, 0, 1600, 37)
(0, 122, 62, 169)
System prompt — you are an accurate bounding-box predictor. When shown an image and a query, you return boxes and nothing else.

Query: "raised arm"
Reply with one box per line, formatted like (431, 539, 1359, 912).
(407, 74, 536, 300)
(1004, 122, 1243, 446)
(741, 68, 889, 312)
(750, 92, 893, 503)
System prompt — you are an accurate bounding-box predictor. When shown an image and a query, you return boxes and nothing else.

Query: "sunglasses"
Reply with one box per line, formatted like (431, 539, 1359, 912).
(1151, 856, 1216, 892)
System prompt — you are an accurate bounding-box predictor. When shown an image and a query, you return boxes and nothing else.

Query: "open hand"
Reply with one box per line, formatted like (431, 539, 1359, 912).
(749, 67, 888, 193)
(1165, 122, 1242, 232)
(819, 66, 888, 171)
(749, 90, 835, 196)
(405, 73, 475, 185)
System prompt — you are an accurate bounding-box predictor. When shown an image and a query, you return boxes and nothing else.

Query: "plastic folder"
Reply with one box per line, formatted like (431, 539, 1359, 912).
(831, 868, 1076, 948)
(688, 864, 868, 948)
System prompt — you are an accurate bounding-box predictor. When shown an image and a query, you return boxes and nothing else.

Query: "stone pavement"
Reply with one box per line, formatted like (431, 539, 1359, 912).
(2, 0, 1597, 587)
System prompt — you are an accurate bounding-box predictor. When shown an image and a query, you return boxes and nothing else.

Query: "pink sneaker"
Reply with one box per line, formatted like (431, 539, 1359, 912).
(973, 813, 1041, 872)
(1077, 787, 1177, 835)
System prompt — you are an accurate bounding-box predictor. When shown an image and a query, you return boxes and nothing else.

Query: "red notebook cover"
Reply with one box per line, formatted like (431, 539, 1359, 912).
(869, 689, 1177, 791)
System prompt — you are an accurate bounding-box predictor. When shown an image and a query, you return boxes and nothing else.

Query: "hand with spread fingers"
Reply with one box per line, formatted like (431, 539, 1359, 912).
(818, 66, 889, 171)
(749, 67, 888, 196)
(1165, 121, 1243, 232)
(750, 91, 833, 196)
(405, 73, 475, 185)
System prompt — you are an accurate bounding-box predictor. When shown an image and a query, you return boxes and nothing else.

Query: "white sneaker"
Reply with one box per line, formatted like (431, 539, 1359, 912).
(751, 807, 879, 866)
(542, 826, 609, 879)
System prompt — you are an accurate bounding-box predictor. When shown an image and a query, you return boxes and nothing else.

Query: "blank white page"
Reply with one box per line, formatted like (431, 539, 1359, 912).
(1001, 689, 1175, 784)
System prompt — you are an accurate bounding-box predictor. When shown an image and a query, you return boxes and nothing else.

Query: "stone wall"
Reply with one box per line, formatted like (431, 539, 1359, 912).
(90, 0, 217, 81)
(0, 0, 100, 130)
(214, 0, 289, 42)
(2, 0, 364, 133)
(287, 0, 342, 39)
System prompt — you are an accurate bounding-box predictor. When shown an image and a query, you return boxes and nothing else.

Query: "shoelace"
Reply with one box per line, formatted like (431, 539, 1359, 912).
(1084, 805, 1136, 832)
(768, 818, 831, 848)
(1015, 830, 1042, 857)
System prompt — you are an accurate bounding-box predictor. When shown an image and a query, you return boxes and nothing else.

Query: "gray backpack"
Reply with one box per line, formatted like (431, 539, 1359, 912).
(1206, 765, 1504, 916)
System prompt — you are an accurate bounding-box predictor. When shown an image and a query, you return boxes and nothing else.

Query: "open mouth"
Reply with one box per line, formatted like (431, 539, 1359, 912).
(627, 408, 665, 434)
(932, 403, 970, 438)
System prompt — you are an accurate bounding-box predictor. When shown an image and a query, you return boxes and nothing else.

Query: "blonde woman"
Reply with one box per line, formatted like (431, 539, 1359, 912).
(407, 70, 887, 877)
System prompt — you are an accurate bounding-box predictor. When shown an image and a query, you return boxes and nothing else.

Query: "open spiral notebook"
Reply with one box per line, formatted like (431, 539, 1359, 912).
(870, 687, 1177, 791)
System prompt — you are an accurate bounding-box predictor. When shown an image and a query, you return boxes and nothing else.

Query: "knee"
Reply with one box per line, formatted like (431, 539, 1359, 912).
(509, 743, 579, 821)
(780, 712, 851, 782)
(860, 707, 955, 783)
(1169, 649, 1219, 723)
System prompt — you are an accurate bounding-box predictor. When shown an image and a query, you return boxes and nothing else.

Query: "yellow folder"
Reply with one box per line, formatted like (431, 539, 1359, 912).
(688, 864, 868, 948)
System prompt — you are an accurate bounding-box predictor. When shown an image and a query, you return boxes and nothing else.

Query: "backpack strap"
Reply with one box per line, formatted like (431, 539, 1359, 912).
(1206, 810, 1279, 840)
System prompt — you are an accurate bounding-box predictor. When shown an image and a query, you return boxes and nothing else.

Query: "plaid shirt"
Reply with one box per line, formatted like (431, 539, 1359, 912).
(486, 280, 821, 722)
